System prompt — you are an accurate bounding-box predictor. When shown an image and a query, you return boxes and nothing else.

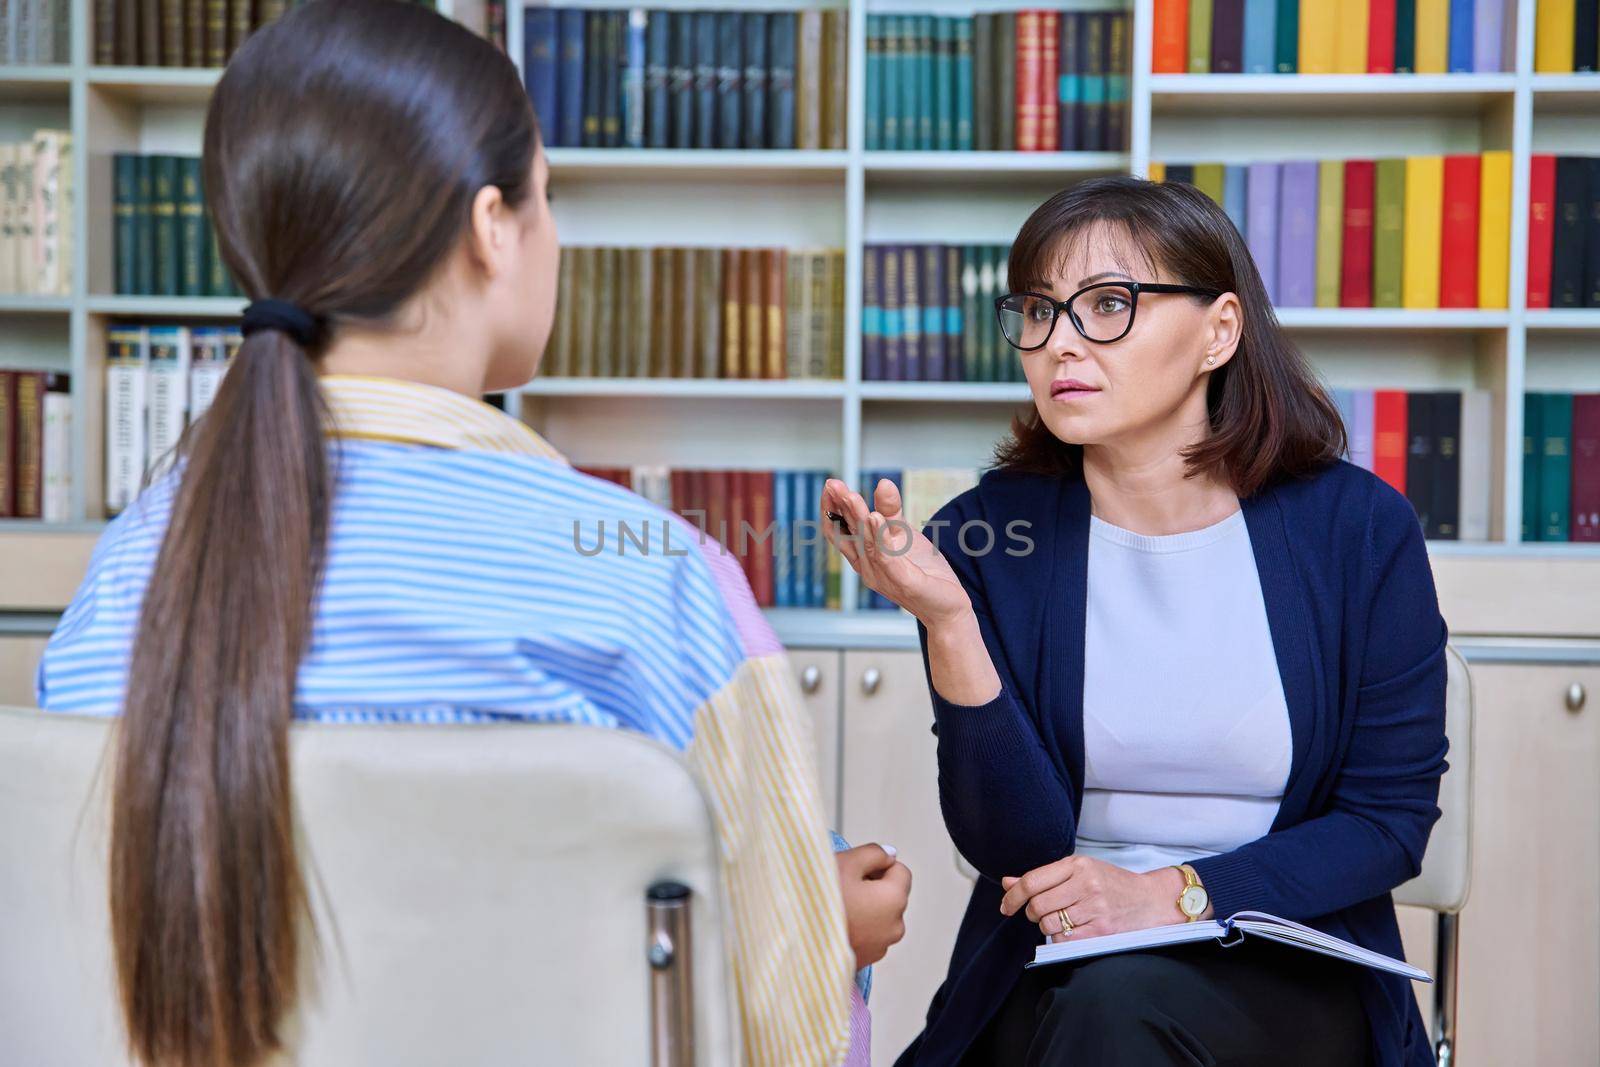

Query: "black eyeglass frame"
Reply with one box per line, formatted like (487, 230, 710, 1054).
(994, 281, 1225, 350)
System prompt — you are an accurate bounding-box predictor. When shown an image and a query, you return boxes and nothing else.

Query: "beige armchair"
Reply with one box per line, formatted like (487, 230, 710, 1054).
(0, 708, 737, 1066)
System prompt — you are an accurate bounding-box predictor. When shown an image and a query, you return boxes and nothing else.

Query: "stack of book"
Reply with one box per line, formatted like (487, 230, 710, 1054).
(576, 464, 840, 608)
(1524, 393, 1600, 543)
(1535, 1, 1600, 72)
(92, 0, 438, 66)
(1332, 388, 1491, 542)
(0, 131, 73, 297)
(103, 323, 240, 515)
(1154, 0, 1510, 74)
(862, 243, 1020, 383)
(1527, 156, 1600, 309)
(525, 8, 847, 150)
(1155, 153, 1512, 309)
(543, 246, 844, 380)
(866, 10, 1130, 152)
(112, 154, 241, 298)
(0, 370, 69, 521)
(1, 0, 70, 63)
(857, 467, 981, 609)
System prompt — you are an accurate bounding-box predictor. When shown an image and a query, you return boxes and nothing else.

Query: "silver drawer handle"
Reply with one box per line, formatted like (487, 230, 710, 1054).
(799, 665, 822, 694)
(861, 667, 882, 696)
(1567, 683, 1586, 714)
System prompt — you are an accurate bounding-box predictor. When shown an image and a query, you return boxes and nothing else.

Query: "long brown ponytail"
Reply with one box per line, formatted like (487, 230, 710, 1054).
(109, 3, 538, 1064)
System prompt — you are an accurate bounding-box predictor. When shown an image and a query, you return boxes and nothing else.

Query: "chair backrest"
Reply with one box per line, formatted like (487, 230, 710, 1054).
(950, 645, 1475, 916)
(0, 707, 737, 1067)
(1393, 644, 1473, 914)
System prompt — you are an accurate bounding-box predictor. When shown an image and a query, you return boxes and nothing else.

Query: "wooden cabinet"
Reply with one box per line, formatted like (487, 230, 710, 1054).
(838, 650, 974, 1067)
(790, 650, 842, 829)
(1455, 664, 1600, 1066)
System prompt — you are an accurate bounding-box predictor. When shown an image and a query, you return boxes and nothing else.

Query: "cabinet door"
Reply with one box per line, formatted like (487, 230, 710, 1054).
(841, 650, 975, 1066)
(789, 649, 842, 829)
(1456, 664, 1600, 1065)
(0, 636, 47, 708)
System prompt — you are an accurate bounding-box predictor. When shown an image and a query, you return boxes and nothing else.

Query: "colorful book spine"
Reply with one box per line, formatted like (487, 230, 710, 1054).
(1243, 0, 1277, 73)
(1333, 0, 1369, 73)
(1277, 160, 1318, 307)
(1188, 0, 1213, 73)
(1153, 0, 1189, 74)
(1247, 162, 1281, 305)
(1341, 160, 1376, 308)
(1541, 392, 1574, 542)
(1573, 394, 1600, 542)
(1016, 11, 1043, 152)
(1373, 389, 1409, 495)
(1438, 154, 1481, 308)
(1478, 150, 1511, 309)
(1527, 154, 1556, 309)
(1368, 0, 1397, 72)
(1401, 155, 1444, 309)
(105, 326, 149, 516)
(1523, 392, 1543, 541)
(1314, 158, 1345, 308)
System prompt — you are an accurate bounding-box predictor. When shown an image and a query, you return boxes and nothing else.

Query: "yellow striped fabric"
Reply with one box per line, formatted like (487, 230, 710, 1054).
(319, 374, 569, 462)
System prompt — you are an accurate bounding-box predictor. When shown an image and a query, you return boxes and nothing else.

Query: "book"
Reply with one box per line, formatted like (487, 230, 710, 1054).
(1541, 392, 1574, 541)
(1246, 162, 1280, 305)
(1473, 0, 1505, 71)
(1438, 154, 1481, 308)
(1314, 159, 1344, 308)
(105, 326, 150, 516)
(1527, 154, 1556, 309)
(1458, 389, 1491, 542)
(1028, 911, 1431, 984)
(12, 371, 43, 518)
(1478, 150, 1511, 309)
(1334, 0, 1369, 72)
(742, 13, 768, 150)
(1402, 155, 1444, 309)
(1368, 0, 1397, 72)
(1211, 0, 1244, 73)
(1434, 391, 1461, 539)
(1243, 0, 1276, 72)
(1341, 160, 1376, 308)
(1015, 11, 1043, 152)
(1299, 0, 1336, 74)
(1535, 0, 1575, 73)
(1524, 392, 1543, 541)
(146, 325, 191, 480)
(1586, 157, 1600, 307)
(1414, 0, 1449, 73)
(1374, 389, 1409, 494)
(1277, 161, 1317, 308)
(1406, 391, 1435, 532)
(0, 372, 11, 516)
(41, 372, 69, 523)
(1395, 0, 1417, 73)
(1153, 0, 1187, 73)
(1188, 0, 1212, 73)
(557, 10, 586, 148)
(1552, 156, 1589, 308)
(1573, 394, 1600, 543)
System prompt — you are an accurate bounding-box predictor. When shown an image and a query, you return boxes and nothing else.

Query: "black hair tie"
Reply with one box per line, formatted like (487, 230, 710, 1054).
(241, 298, 326, 348)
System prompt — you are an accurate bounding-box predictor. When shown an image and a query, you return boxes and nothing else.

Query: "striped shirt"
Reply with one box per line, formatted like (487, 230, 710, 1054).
(39, 373, 864, 1066)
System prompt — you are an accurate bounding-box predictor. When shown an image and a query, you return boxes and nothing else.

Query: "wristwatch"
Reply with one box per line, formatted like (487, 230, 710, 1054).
(1173, 864, 1209, 922)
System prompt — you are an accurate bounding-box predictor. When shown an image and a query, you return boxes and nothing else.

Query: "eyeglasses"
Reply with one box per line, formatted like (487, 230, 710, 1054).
(995, 281, 1224, 350)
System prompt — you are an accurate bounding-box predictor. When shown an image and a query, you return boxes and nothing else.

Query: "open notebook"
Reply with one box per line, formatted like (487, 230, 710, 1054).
(1028, 910, 1432, 983)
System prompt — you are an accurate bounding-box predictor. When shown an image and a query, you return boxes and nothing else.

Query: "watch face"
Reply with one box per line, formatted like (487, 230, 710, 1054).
(1181, 886, 1209, 915)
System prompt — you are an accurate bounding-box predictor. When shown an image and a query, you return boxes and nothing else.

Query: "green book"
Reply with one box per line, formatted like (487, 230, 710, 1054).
(1541, 392, 1574, 541)
(866, 15, 883, 150)
(883, 16, 901, 150)
(1523, 392, 1543, 542)
(973, 15, 993, 151)
(1394, 0, 1417, 74)
(954, 17, 973, 151)
(114, 154, 138, 295)
(1274, 0, 1298, 73)
(1194, 163, 1226, 207)
(203, 212, 227, 297)
(901, 17, 921, 152)
(178, 157, 207, 298)
(152, 155, 180, 298)
(934, 17, 953, 151)
(1315, 159, 1345, 308)
(997, 14, 1016, 151)
(1188, 0, 1213, 74)
(917, 15, 934, 151)
(134, 155, 155, 297)
(1373, 159, 1407, 308)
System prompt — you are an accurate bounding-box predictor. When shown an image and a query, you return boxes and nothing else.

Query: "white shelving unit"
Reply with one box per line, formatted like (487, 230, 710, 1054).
(3, 0, 1598, 640)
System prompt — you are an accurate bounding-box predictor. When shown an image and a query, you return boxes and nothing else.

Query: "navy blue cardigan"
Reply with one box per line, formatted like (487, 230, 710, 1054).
(898, 459, 1449, 1067)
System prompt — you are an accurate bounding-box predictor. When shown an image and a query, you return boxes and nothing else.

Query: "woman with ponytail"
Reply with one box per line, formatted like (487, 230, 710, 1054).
(37, 3, 903, 1065)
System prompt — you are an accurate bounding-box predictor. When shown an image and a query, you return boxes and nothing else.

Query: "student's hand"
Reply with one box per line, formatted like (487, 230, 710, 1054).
(999, 856, 1200, 943)
(820, 477, 972, 629)
(835, 843, 912, 970)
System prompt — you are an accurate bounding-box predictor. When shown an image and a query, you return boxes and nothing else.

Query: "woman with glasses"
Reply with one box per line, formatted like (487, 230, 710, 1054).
(822, 176, 1447, 1067)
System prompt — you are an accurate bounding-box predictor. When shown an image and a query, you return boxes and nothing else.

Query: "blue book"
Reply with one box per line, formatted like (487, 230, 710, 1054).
(1245, 162, 1281, 305)
(1242, 0, 1276, 74)
(645, 8, 670, 149)
(887, 15, 908, 152)
(773, 470, 793, 608)
(1472, 0, 1505, 72)
(557, 10, 586, 148)
(1223, 164, 1248, 238)
(1447, 0, 1474, 73)
(866, 15, 883, 150)
(1276, 160, 1318, 308)
(808, 471, 827, 608)
(1351, 389, 1376, 473)
(934, 16, 953, 151)
(863, 245, 885, 381)
(742, 13, 769, 149)
(954, 17, 973, 150)
(524, 10, 559, 141)
(693, 13, 718, 150)
(916, 16, 934, 150)
(623, 10, 647, 149)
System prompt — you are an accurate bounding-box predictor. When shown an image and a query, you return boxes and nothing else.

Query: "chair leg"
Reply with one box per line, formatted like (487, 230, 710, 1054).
(648, 881, 696, 1067)
(1433, 911, 1459, 1067)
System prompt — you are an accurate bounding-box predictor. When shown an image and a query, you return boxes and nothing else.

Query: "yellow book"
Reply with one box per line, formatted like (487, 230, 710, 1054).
(1298, 0, 1337, 75)
(1478, 150, 1511, 310)
(1334, 0, 1369, 74)
(1148, 161, 1167, 183)
(1403, 155, 1443, 310)
(1194, 163, 1226, 206)
(1315, 160, 1345, 308)
(1536, 0, 1576, 73)
(1414, 0, 1449, 74)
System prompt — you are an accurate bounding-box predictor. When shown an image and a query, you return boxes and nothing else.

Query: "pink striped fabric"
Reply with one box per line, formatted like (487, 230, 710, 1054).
(845, 985, 873, 1067)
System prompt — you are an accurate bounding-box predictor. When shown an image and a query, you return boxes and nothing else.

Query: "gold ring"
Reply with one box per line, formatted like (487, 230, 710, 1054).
(1056, 907, 1073, 935)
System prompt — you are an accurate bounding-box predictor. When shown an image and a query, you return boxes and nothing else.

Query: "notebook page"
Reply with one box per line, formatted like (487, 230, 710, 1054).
(1029, 920, 1224, 968)
(1230, 917, 1433, 983)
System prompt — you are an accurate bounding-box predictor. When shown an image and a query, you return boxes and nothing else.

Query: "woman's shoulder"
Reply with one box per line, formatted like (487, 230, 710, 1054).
(1265, 459, 1428, 568)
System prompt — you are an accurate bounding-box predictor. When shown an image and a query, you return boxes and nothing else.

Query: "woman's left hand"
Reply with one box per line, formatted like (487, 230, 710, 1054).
(999, 856, 1192, 942)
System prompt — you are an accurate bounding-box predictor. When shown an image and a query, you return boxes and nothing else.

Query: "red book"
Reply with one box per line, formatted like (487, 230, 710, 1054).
(1574, 395, 1600, 543)
(1341, 160, 1376, 307)
(1152, 0, 1188, 74)
(1373, 390, 1409, 495)
(1527, 154, 1557, 309)
(1039, 11, 1060, 152)
(1438, 154, 1482, 308)
(706, 469, 730, 559)
(1016, 11, 1044, 151)
(719, 469, 743, 575)
(747, 469, 775, 605)
(1367, 0, 1397, 73)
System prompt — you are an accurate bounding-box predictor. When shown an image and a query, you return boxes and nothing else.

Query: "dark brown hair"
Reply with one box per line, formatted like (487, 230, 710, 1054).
(992, 175, 1345, 497)
(109, 4, 538, 1065)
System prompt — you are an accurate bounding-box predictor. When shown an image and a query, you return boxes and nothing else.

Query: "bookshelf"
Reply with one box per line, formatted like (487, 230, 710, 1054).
(3, 0, 1600, 642)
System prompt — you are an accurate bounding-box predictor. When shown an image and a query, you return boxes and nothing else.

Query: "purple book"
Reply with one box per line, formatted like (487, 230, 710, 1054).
(1350, 389, 1377, 473)
(1277, 160, 1319, 308)
(863, 245, 886, 382)
(1473, 0, 1505, 73)
(1210, 0, 1245, 74)
(1246, 162, 1281, 306)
